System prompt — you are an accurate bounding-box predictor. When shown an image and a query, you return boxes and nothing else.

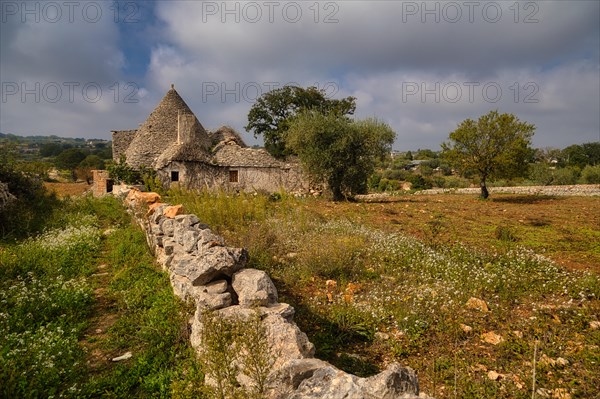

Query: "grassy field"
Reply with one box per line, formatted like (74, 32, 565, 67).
(168, 189, 600, 399)
(0, 195, 207, 398)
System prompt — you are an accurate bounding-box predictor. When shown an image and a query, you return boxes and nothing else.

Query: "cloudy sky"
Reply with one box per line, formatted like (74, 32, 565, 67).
(1, 0, 599, 150)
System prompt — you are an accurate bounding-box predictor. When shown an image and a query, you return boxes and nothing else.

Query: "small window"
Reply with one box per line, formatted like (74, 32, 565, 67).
(229, 170, 239, 183)
(171, 171, 179, 182)
(106, 179, 113, 193)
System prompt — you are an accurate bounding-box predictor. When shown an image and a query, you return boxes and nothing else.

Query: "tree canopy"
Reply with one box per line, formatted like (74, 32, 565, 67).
(442, 110, 535, 198)
(245, 86, 356, 158)
(55, 148, 86, 171)
(286, 111, 395, 200)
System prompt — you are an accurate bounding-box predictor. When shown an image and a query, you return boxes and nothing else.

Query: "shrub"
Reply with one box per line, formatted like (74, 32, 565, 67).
(0, 157, 60, 239)
(495, 225, 519, 242)
(552, 166, 580, 185)
(407, 174, 432, 190)
(198, 310, 275, 398)
(580, 164, 600, 184)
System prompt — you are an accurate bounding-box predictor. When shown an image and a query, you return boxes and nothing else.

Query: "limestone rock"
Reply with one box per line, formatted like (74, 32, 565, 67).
(487, 370, 504, 380)
(466, 297, 489, 312)
(149, 204, 169, 224)
(160, 218, 176, 237)
(175, 213, 200, 227)
(359, 363, 420, 398)
(203, 279, 228, 294)
(196, 291, 232, 311)
(128, 190, 161, 207)
(269, 360, 422, 399)
(191, 279, 232, 311)
(182, 229, 200, 252)
(171, 247, 247, 286)
(163, 204, 184, 218)
(269, 358, 330, 396)
(232, 268, 278, 307)
(170, 273, 193, 300)
(112, 352, 133, 362)
(147, 202, 166, 217)
(215, 305, 315, 369)
(481, 331, 504, 345)
(197, 229, 225, 253)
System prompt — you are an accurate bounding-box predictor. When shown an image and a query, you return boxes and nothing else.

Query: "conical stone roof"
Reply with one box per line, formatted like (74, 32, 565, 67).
(125, 85, 211, 168)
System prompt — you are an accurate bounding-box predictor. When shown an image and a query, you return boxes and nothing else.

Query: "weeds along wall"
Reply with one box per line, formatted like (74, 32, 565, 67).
(120, 187, 434, 399)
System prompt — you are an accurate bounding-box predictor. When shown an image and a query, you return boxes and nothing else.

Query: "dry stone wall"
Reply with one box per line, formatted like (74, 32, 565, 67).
(121, 187, 433, 399)
(418, 184, 600, 197)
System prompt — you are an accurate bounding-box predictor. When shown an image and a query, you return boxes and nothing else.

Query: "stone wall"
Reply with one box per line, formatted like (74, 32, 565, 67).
(91, 170, 112, 197)
(418, 184, 600, 197)
(122, 188, 432, 399)
(158, 161, 309, 195)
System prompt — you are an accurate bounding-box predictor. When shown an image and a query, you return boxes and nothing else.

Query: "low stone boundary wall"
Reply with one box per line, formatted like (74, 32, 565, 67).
(418, 184, 600, 196)
(121, 188, 432, 399)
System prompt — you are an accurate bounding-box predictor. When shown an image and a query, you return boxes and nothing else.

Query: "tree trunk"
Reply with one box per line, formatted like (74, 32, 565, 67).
(480, 179, 489, 199)
(331, 185, 345, 201)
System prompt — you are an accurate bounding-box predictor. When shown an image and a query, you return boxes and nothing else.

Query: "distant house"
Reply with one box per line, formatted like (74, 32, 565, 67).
(111, 85, 307, 194)
(404, 160, 429, 171)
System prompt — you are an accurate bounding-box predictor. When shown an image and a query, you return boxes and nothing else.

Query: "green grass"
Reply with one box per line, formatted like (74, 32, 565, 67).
(0, 195, 208, 398)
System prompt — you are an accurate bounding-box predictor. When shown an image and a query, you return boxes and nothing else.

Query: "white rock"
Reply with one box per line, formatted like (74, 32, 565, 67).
(232, 268, 278, 307)
(112, 352, 132, 362)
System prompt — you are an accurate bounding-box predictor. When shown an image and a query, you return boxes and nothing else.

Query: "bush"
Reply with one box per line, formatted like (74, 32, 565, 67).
(580, 164, 600, 184)
(529, 163, 554, 185)
(0, 153, 60, 239)
(552, 166, 580, 185)
(407, 174, 432, 190)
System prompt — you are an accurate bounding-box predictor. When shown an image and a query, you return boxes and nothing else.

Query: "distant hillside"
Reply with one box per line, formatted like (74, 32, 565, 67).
(0, 132, 110, 146)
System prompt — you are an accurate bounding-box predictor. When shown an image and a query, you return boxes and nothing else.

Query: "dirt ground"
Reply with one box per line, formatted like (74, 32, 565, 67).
(306, 193, 600, 274)
(44, 181, 91, 198)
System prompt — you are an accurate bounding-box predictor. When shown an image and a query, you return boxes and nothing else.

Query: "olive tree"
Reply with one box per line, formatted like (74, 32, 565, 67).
(442, 110, 535, 198)
(286, 111, 395, 201)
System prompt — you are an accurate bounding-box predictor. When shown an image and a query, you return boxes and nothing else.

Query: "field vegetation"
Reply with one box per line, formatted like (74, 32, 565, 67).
(169, 188, 600, 399)
(0, 192, 207, 398)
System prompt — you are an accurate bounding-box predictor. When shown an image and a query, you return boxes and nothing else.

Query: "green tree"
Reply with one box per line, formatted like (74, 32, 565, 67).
(286, 111, 395, 200)
(39, 142, 63, 157)
(245, 86, 356, 158)
(529, 163, 554, 185)
(55, 148, 86, 171)
(415, 149, 438, 159)
(75, 155, 105, 184)
(79, 154, 105, 170)
(562, 144, 587, 168)
(441, 110, 535, 199)
(582, 142, 600, 165)
(581, 164, 600, 184)
(0, 144, 59, 238)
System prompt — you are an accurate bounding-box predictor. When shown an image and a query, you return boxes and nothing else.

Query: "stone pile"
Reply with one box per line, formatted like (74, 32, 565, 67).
(123, 188, 432, 399)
